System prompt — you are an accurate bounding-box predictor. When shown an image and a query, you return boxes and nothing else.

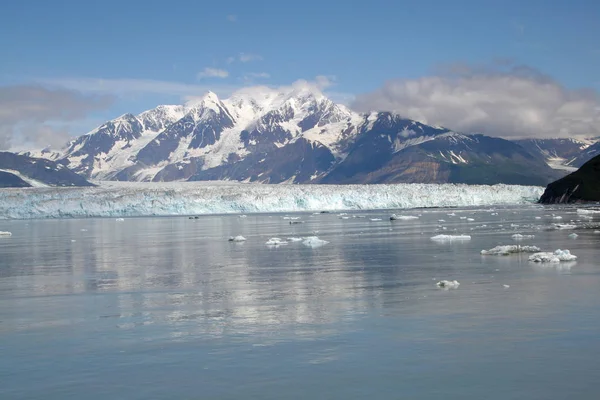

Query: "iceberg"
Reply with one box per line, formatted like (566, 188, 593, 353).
(568, 233, 578, 239)
(529, 249, 577, 263)
(553, 224, 577, 230)
(302, 236, 329, 248)
(390, 214, 419, 221)
(265, 237, 287, 246)
(512, 234, 535, 240)
(437, 280, 460, 289)
(0, 181, 544, 220)
(481, 245, 541, 256)
(0, 231, 12, 237)
(431, 234, 471, 241)
(228, 235, 247, 242)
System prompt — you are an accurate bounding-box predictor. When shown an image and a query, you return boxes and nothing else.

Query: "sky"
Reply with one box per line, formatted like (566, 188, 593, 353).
(1, 0, 599, 150)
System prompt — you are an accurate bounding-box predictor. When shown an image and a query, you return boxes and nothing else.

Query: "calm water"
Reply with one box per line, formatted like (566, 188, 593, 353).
(1, 206, 600, 399)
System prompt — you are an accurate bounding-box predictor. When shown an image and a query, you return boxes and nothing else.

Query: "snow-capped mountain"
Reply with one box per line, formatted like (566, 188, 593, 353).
(513, 138, 597, 172)
(43, 86, 563, 185)
(0, 151, 93, 188)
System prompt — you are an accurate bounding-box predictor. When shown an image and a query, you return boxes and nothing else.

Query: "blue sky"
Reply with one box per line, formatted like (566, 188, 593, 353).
(1, 0, 599, 148)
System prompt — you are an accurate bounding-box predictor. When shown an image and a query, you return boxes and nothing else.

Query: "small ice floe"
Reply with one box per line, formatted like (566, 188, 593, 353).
(595, 230, 600, 234)
(339, 216, 350, 220)
(238, 215, 247, 218)
(287, 237, 303, 242)
(370, 218, 382, 222)
(71, 239, 77, 243)
(553, 215, 563, 220)
(447, 213, 456, 217)
(503, 284, 510, 289)
(491, 213, 499, 216)
(553, 224, 577, 230)
(115, 218, 125, 222)
(535, 216, 542, 219)
(436, 280, 460, 289)
(568, 233, 578, 239)
(481, 245, 541, 256)
(577, 209, 600, 215)
(528, 249, 577, 263)
(512, 234, 535, 240)
(228, 235, 247, 242)
(390, 214, 419, 221)
(0, 231, 12, 237)
(431, 234, 471, 242)
(459, 216, 467, 220)
(289, 221, 304, 225)
(266, 237, 287, 246)
(80, 228, 88, 232)
(283, 216, 301, 220)
(302, 236, 329, 248)
(467, 218, 475, 222)
(438, 219, 446, 222)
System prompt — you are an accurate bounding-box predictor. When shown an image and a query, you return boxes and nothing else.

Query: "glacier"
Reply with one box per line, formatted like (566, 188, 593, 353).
(0, 181, 544, 220)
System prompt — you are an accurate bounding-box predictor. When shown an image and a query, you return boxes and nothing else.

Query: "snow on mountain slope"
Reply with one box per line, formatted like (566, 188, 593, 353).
(514, 138, 596, 171)
(0, 181, 543, 219)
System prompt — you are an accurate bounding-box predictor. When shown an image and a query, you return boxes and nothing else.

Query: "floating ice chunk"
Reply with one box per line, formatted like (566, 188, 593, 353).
(467, 218, 475, 221)
(238, 215, 247, 218)
(286, 237, 303, 242)
(390, 214, 419, 221)
(80, 228, 88, 232)
(528, 249, 577, 263)
(459, 216, 467, 220)
(228, 235, 247, 242)
(577, 209, 600, 214)
(431, 234, 471, 241)
(266, 237, 287, 246)
(302, 236, 329, 248)
(535, 216, 542, 219)
(370, 218, 382, 221)
(0, 231, 12, 237)
(554, 224, 577, 230)
(553, 216, 563, 220)
(595, 230, 600, 234)
(283, 216, 301, 220)
(289, 221, 304, 225)
(438, 219, 446, 222)
(512, 234, 535, 240)
(71, 239, 76, 242)
(437, 280, 460, 289)
(481, 245, 541, 256)
(503, 284, 510, 289)
(447, 213, 456, 217)
(339, 216, 350, 220)
(115, 218, 125, 222)
(568, 233, 578, 239)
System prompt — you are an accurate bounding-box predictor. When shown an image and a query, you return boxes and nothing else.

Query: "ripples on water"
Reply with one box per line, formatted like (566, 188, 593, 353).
(1, 205, 599, 399)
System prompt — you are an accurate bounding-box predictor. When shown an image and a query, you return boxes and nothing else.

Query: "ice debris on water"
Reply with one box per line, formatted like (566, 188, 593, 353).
(481, 245, 541, 256)
(512, 234, 535, 240)
(568, 233, 578, 239)
(577, 209, 600, 215)
(238, 215, 247, 218)
(0, 231, 12, 237)
(437, 280, 460, 289)
(554, 224, 577, 230)
(286, 237, 303, 242)
(265, 238, 287, 246)
(302, 236, 329, 248)
(228, 235, 246, 242)
(503, 284, 510, 289)
(115, 218, 125, 222)
(595, 230, 600, 234)
(467, 218, 475, 221)
(431, 234, 471, 241)
(370, 218, 382, 222)
(528, 249, 577, 263)
(390, 214, 419, 221)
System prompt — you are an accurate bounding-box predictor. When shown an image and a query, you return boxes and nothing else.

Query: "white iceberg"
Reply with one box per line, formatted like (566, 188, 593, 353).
(431, 234, 471, 241)
(577, 209, 600, 215)
(503, 284, 510, 289)
(529, 249, 577, 263)
(437, 280, 460, 289)
(302, 236, 329, 248)
(0, 181, 544, 220)
(467, 218, 475, 221)
(568, 233, 578, 239)
(370, 218, 383, 222)
(265, 237, 287, 246)
(512, 234, 535, 240)
(481, 245, 541, 256)
(0, 231, 12, 237)
(115, 218, 125, 222)
(595, 230, 600, 234)
(286, 237, 303, 242)
(228, 235, 247, 242)
(390, 214, 419, 221)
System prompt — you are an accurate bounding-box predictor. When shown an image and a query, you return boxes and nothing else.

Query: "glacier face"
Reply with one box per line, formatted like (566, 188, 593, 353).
(0, 182, 544, 219)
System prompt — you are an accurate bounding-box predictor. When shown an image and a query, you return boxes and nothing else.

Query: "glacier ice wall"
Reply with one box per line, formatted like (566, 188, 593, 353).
(0, 181, 544, 219)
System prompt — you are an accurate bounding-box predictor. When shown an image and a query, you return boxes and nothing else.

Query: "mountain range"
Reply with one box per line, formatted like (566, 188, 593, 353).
(10, 85, 600, 187)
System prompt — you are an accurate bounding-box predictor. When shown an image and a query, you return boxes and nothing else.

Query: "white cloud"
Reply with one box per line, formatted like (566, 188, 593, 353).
(226, 14, 237, 22)
(352, 64, 600, 139)
(244, 72, 271, 80)
(197, 68, 229, 79)
(238, 53, 263, 63)
(0, 85, 113, 150)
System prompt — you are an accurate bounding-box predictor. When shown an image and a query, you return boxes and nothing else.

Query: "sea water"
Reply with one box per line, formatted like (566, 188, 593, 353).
(1, 205, 599, 399)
